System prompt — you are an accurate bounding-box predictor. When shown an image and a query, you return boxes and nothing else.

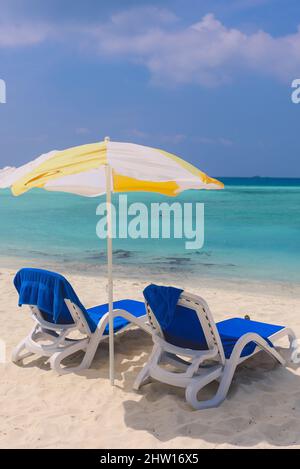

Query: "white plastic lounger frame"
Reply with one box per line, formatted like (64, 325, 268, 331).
(134, 291, 297, 410)
(12, 301, 150, 375)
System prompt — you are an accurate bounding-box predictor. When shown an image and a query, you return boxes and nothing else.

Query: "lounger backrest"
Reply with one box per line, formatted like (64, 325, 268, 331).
(146, 290, 225, 363)
(64, 299, 91, 334)
(28, 302, 90, 335)
(13, 268, 91, 334)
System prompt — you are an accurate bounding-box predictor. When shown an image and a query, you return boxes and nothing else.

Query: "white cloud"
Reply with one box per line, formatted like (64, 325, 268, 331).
(0, 21, 51, 47)
(124, 128, 186, 145)
(194, 136, 234, 146)
(124, 129, 232, 147)
(1, 7, 300, 86)
(219, 138, 234, 146)
(160, 133, 186, 144)
(125, 128, 149, 139)
(89, 10, 300, 86)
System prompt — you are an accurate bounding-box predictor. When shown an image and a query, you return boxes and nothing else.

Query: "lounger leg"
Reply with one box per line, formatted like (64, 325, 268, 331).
(185, 360, 237, 410)
(78, 333, 105, 370)
(11, 338, 34, 363)
(186, 333, 286, 410)
(50, 316, 110, 375)
(11, 325, 39, 363)
(49, 339, 89, 375)
(285, 328, 298, 361)
(133, 344, 161, 391)
(287, 328, 297, 346)
(133, 363, 151, 390)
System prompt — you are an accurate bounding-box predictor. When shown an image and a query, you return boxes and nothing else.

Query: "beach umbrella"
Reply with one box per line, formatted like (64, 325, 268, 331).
(1, 137, 224, 384)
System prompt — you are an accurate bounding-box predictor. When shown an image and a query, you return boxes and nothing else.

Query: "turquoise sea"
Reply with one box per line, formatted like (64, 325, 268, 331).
(0, 178, 299, 283)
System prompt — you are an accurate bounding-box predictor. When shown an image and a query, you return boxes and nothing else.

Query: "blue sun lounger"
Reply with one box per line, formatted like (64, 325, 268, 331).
(134, 285, 297, 409)
(12, 268, 150, 374)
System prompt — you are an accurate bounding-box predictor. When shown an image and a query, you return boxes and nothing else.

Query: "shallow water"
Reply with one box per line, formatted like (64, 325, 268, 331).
(0, 177, 299, 283)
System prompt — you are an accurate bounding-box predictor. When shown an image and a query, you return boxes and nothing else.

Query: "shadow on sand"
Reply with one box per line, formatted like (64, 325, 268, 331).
(14, 329, 300, 447)
(120, 338, 300, 448)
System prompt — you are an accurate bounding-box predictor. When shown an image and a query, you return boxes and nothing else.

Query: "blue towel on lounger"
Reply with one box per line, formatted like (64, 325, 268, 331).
(143, 284, 284, 358)
(143, 284, 183, 329)
(14, 268, 85, 324)
(14, 268, 147, 333)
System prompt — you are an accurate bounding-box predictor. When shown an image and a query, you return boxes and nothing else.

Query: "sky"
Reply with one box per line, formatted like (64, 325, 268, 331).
(0, 0, 300, 177)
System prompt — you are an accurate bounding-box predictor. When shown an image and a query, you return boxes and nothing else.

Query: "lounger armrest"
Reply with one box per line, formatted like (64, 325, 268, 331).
(153, 334, 218, 360)
(31, 313, 77, 331)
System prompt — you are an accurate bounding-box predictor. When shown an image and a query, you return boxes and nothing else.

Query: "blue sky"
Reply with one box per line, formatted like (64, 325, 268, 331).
(0, 0, 300, 177)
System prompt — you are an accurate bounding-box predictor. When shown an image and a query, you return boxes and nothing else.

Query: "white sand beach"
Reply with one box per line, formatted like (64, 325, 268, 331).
(0, 266, 300, 449)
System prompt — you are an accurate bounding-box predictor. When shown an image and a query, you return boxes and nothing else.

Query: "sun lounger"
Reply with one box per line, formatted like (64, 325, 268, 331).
(12, 268, 150, 374)
(134, 284, 297, 409)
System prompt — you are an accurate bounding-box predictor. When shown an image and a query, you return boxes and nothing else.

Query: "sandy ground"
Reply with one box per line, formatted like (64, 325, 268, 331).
(0, 266, 300, 449)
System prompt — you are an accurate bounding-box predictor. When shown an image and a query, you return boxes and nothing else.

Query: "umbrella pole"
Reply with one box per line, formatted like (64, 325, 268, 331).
(105, 164, 114, 386)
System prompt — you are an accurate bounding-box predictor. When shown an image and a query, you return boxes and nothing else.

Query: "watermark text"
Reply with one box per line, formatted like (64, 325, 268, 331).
(96, 195, 204, 250)
(291, 79, 300, 104)
(0, 79, 6, 104)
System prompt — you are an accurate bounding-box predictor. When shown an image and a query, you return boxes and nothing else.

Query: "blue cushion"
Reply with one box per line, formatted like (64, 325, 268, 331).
(217, 318, 284, 359)
(162, 304, 208, 350)
(86, 299, 146, 333)
(160, 306, 284, 359)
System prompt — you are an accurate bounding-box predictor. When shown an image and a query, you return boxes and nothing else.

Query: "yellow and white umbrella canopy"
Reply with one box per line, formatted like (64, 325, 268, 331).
(6, 139, 223, 197)
(1, 138, 223, 384)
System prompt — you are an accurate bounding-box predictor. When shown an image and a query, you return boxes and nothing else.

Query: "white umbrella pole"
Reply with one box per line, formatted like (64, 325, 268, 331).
(105, 164, 114, 386)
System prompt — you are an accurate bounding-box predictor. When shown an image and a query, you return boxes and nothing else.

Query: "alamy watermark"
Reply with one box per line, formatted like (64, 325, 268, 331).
(0, 79, 6, 104)
(291, 79, 300, 104)
(96, 195, 204, 250)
